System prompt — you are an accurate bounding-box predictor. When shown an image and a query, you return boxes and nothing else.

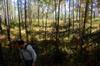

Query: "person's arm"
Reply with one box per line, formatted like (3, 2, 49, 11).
(19, 49, 25, 64)
(27, 45, 37, 63)
(19, 49, 24, 60)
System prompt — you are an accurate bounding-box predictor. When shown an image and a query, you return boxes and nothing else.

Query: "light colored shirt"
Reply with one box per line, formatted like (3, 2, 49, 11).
(20, 44, 37, 63)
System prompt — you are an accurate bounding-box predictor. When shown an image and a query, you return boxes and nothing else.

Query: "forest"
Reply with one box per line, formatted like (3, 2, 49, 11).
(0, 0, 100, 66)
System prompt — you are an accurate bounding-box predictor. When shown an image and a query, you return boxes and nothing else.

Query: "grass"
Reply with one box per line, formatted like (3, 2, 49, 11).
(1, 17, 100, 45)
(0, 18, 100, 66)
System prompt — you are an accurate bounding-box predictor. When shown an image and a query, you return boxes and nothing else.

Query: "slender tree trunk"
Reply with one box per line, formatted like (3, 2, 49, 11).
(20, 0, 24, 29)
(68, 0, 71, 40)
(64, 1, 66, 26)
(54, 0, 60, 49)
(3, 0, 7, 26)
(6, 0, 11, 43)
(79, 0, 81, 35)
(64, 0, 67, 39)
(83, 0, 89, 35)
(45, 5, 48, 40)
(24, 0, 29, 41)
(76, 1, 79, 21)
(17, 0, 22, 39)
(55, 0, 57, 40)
(28, 0, 33, 41)
(38, 0, 40, 26)
(90, 0, 93, 34)
(79, 0, 89, 57)
(72, 0, 75, 32)
(55, 0, 60, 41)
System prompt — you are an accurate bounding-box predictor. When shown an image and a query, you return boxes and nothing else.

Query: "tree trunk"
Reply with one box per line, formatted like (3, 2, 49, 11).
(6, 0, 11, 43)
(24, 0, 29, 41)
(17, 0, 22, 39)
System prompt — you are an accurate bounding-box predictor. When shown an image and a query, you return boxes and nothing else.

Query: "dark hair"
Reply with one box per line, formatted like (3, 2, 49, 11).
(16, 39, 24, 45)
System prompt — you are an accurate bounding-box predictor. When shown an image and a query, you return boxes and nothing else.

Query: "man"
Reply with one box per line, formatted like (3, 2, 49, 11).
(16, 39, 37, 66)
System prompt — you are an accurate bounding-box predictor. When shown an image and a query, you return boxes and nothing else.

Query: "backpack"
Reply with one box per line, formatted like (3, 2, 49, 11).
(24, 44, 33, 56)
(26, 42, 38, 53)
(21, 44, 33, 60)
(23, 44, 37, 62)
(24, 44, 37, 57)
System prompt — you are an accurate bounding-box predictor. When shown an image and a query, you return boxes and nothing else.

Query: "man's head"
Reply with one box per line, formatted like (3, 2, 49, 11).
(16, 39, 25, 48)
